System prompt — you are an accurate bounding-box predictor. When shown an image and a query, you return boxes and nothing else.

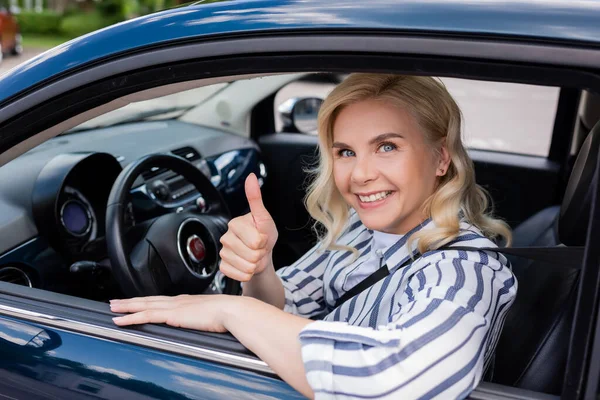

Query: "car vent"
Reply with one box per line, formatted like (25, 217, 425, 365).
(172, 146, 201, 162)
(141, 166, 169, 181)
(141, 147, 201, 181)
(0, 266, 32, 287)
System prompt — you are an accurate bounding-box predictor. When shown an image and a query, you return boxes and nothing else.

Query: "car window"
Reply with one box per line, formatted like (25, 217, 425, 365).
(68, 83, 229, 133)
(275, 77, 560, 157)
(442, 78, 559, 157)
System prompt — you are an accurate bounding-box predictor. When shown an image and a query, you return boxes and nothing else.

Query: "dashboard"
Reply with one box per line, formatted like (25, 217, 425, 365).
(0, 120, 266, 297)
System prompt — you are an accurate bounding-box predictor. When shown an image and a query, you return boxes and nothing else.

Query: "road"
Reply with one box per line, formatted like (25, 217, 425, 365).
(1, 49, 555, 156)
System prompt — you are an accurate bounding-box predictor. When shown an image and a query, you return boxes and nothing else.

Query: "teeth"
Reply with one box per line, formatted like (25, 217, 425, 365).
(359, 191, 391, 203)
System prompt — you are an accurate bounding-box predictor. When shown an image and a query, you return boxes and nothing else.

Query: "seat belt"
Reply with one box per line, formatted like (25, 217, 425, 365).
(333, 245, 584, 310)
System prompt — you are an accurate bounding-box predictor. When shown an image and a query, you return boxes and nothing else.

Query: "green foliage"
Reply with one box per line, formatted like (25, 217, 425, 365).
(22, 33, 71, 49)
(16, 11, 62, 35)
(96, 0, 126, 19)
(60, 10, 121, 38)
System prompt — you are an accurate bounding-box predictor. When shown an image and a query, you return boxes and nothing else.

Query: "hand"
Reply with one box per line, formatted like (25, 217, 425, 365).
(110, 294, 237, 333)
(218, 173, 278, 282)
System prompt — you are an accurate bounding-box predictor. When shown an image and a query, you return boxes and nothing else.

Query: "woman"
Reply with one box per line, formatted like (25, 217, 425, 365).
(111, 74, 517, 399)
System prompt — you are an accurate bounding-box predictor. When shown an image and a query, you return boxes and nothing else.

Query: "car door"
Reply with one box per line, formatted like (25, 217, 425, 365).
(1, 5, 600, 399)
(0, 293, 304, 400)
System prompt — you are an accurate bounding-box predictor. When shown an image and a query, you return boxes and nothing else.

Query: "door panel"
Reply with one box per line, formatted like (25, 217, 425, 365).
(258, 133, 562, 268)
(0, 281, 305, 399)
(0, 313, 304, 399)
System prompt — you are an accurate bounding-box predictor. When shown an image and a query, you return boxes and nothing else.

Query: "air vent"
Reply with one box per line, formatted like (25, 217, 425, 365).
(172, 146, 201, 162)
(0, 267, 32, 287)
(141, 147, 201, 181)
(141, 166, 169, 181)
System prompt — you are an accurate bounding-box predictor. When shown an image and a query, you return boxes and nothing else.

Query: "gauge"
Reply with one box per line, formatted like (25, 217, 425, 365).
(60, 199, 91, 236)
(61, 186, 98, 241)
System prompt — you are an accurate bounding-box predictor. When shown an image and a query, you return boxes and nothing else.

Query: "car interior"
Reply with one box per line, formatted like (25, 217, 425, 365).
(0, 70, 599, 398)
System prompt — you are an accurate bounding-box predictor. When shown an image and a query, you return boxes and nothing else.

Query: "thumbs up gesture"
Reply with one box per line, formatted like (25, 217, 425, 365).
(218, 173, 279, 282)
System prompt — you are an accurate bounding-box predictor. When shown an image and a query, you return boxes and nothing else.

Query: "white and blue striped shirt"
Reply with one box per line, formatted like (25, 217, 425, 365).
(276, 211, 517, 399)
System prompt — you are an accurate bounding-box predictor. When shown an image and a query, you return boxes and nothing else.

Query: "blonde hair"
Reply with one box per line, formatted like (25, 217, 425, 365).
(304, 73, 512, 255)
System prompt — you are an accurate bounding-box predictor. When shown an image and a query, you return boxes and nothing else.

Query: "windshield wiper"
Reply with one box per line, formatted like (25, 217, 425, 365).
(62, 106, 195, 135)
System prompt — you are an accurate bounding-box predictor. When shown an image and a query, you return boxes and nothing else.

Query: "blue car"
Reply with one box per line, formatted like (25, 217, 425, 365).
(0, 0, 599, 398)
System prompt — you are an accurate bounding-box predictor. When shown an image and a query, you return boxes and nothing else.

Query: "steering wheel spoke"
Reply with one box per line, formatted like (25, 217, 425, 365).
(128, 238, 170, 295)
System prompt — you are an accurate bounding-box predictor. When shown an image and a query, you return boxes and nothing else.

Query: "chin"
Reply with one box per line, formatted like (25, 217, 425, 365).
(355, 211, 398, 232)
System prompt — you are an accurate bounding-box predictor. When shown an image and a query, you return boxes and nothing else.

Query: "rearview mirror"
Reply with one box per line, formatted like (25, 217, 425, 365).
(278, 97, 323, 134)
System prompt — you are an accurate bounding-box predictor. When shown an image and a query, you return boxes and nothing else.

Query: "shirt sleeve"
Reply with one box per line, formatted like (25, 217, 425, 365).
(276, 243, 333, 318)
(297, 255, 517, 399)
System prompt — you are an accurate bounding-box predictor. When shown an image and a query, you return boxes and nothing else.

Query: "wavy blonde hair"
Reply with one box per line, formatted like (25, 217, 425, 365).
(304, 73, 512, 254)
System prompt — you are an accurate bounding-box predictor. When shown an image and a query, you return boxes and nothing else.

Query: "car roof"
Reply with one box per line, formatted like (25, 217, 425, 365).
(1, 0, 599, 104)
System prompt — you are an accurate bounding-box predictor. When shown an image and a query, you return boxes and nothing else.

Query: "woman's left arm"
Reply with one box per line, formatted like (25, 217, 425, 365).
(110, 295, 315, 398)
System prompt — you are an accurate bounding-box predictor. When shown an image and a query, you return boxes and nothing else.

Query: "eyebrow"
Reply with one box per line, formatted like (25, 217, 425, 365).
(368, 132, 405, 145)
(332, 132, 405, 148)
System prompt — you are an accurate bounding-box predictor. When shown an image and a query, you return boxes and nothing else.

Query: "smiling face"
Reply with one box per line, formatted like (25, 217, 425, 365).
(332, 99, 450, 234)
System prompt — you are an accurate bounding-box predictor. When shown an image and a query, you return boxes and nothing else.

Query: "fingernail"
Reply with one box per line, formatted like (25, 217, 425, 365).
(112, 317, 122, 322)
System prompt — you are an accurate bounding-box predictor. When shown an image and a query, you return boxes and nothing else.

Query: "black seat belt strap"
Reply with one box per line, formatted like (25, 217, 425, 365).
(333, 255, 415, 309)
(333, 266, 389, 309)
(332, 245, 584, 310)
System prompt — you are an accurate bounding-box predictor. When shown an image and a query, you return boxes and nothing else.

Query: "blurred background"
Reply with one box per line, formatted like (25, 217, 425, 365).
(0, 0, 227, 71)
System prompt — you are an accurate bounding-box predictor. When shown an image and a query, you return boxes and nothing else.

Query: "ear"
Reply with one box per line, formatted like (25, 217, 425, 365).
(435, 143, 452, 177)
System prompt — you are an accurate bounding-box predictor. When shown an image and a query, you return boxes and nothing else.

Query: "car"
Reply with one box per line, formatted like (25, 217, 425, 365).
(0, 0, 599, 398)
(0, 2, 21, 62)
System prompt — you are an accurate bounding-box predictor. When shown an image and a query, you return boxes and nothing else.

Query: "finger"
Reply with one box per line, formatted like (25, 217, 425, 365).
(219, 260, 253, 282)
(113, 309, 170, 326)
(222, 222, 267, 252)
(244, 173, 272, 228)
(110, 300, 177, 314)
(110, 295, 175, 304)
(219, 247, 259, 275)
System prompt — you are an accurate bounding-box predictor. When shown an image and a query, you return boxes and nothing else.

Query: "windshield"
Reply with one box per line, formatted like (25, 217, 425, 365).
(67, 82, 229, 133)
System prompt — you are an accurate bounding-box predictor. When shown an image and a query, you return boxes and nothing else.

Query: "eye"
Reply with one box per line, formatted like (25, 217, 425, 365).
(378, 142, 397, 153)
(337, 149, 355, 158)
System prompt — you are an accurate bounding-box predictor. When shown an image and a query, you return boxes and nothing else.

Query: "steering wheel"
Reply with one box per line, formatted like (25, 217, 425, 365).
(106, 153, 238, 297)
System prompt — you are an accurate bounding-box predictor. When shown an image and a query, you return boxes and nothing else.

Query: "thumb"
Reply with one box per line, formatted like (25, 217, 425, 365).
(244, 173, 272, 227)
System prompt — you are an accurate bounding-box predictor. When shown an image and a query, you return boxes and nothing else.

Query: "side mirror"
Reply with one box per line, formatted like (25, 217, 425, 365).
(278, 97, 323, 134)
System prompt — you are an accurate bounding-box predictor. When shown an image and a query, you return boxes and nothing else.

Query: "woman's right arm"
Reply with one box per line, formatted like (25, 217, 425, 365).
(241, 258, 285, 309)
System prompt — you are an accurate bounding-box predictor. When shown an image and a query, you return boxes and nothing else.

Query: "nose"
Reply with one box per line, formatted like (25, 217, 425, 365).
(351, 154, 378, 185)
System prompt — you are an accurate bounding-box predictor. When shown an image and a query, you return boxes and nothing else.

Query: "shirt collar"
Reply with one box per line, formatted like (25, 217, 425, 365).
(379, 218, 434, 273)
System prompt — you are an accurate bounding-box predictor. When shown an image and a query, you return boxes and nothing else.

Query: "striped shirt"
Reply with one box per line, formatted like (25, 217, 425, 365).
(276, 211, 517, 400)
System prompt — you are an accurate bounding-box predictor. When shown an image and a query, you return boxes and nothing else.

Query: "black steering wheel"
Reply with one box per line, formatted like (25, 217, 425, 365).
(106, 153, 238, 297)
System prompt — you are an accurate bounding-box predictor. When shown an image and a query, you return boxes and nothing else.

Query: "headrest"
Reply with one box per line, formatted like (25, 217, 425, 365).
(559, 120, 600, 246)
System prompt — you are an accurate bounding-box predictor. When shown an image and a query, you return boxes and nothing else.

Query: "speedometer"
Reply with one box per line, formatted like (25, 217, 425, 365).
(60, 200, 91, 236)
(59, 186, 98, 242)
